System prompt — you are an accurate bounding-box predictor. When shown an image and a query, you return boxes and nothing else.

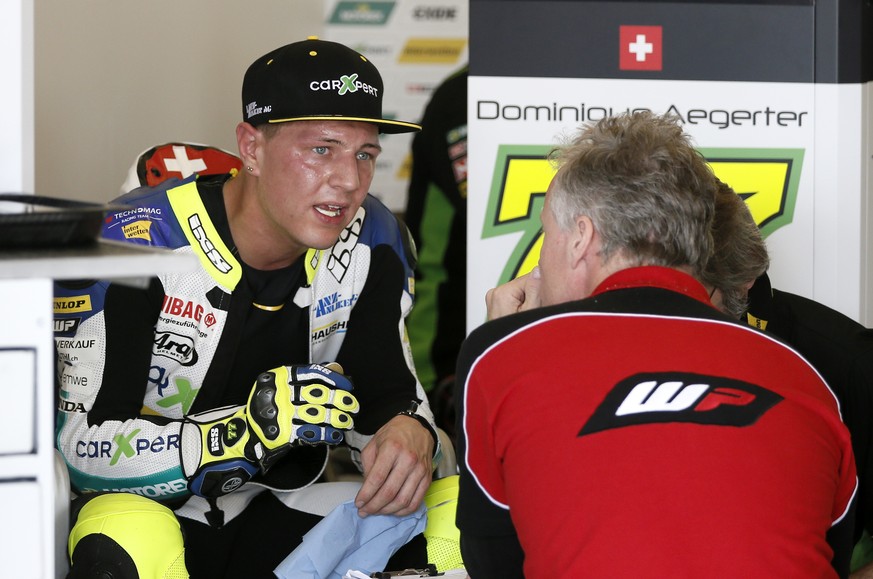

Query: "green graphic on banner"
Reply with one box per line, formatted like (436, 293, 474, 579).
(329, 2, 395, 25)
(483, 144, 804, 284)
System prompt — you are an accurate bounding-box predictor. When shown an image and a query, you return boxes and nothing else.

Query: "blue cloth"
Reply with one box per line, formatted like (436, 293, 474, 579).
(274, 500, 427, 579)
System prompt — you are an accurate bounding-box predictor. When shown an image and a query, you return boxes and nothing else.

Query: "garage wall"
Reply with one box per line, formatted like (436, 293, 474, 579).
(35, 1, 324, 202)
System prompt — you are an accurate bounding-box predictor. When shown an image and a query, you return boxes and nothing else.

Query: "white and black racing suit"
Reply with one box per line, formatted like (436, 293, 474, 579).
(54, 174, 437, 523)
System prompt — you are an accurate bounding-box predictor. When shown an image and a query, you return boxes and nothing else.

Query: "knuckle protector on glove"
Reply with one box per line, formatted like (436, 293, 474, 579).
(247, 364, 359, 455)
(249, 372, 282, 442)
(296, 424, 344, 445)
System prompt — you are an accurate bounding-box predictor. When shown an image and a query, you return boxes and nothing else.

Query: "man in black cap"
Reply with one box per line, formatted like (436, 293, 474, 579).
(55, 37, 437, 577)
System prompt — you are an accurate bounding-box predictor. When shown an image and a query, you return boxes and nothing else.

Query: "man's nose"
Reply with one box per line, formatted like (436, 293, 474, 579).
(329, 155, 361, 192)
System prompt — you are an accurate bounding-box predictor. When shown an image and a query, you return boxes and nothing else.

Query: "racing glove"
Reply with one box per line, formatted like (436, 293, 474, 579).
(246, 363, 359, 471)
(181, 362, 359, 498)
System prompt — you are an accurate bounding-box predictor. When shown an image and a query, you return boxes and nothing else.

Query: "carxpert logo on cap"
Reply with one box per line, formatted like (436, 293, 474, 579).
(241, 38, 420, 133)
(309, 72, 380, 97)
(619, 25, 663, 71)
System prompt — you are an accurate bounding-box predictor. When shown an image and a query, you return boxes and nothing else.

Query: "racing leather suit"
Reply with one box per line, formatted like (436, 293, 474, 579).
(54, 174, 437, 523)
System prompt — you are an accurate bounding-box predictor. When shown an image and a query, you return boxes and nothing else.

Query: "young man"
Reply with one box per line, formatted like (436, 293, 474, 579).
(55, 38, 437, 577)
(455, 112, 857, 577)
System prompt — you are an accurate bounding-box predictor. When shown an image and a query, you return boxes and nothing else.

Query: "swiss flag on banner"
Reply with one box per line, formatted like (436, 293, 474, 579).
(619, 25, 663, 71)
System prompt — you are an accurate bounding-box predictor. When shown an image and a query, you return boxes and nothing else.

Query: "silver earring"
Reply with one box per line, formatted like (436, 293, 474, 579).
(246, 166, 254, 172)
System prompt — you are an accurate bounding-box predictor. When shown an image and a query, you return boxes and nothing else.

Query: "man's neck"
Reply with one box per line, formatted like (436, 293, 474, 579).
(222, 174, 305, 270)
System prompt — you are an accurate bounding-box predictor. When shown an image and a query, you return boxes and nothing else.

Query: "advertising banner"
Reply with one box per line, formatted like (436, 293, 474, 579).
(468, 0, 872, 329)
(324, 0, 469, 211)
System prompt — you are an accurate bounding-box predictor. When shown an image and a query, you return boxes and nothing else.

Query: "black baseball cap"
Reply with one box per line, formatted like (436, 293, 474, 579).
(241, 37, 420, 134)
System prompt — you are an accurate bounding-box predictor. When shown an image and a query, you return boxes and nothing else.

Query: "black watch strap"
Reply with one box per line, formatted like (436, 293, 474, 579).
(397, 401, 439, 452)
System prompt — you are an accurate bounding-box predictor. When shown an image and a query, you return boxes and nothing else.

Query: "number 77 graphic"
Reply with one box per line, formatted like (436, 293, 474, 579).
(482, 144, 804, 284)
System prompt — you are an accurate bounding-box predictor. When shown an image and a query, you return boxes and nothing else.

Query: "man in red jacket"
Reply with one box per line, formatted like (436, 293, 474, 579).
(700, 179, 873, 577)
(455, 111, 857, 578)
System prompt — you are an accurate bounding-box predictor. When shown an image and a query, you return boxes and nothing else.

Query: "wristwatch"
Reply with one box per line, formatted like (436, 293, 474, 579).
(397, 400, 425, 424)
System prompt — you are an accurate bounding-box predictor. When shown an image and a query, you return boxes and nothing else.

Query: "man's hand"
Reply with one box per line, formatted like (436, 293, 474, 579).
(485, 266, 543, 320)
(354, 415, 435, 517)
(182, 362, 358, 498)
(247, 363, 359, 471)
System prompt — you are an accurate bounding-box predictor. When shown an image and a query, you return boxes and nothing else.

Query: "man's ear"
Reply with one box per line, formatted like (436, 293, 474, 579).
(569, 214, 595, 268)
(235, 122, 262, 176)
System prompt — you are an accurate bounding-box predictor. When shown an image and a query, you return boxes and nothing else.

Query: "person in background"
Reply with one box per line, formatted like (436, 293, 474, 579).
(54, 37, 438, 578)
(700, 182, 873, 578)
(454, 111, 857, 578)
(404, 65, 468, 443)
(699, 179, 770, 319)
(749, 271, 873, 579)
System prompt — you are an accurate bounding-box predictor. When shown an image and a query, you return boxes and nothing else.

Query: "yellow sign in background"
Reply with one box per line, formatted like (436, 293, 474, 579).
(483, 145, 804, 283)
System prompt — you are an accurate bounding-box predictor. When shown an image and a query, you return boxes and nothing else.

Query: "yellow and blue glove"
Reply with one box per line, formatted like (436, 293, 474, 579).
(247, 363, 359, 471)
(182, 363, 359, 498)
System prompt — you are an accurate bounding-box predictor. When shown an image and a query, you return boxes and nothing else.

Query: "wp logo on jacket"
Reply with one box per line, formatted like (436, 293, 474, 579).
(579, 372, 783, 436)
